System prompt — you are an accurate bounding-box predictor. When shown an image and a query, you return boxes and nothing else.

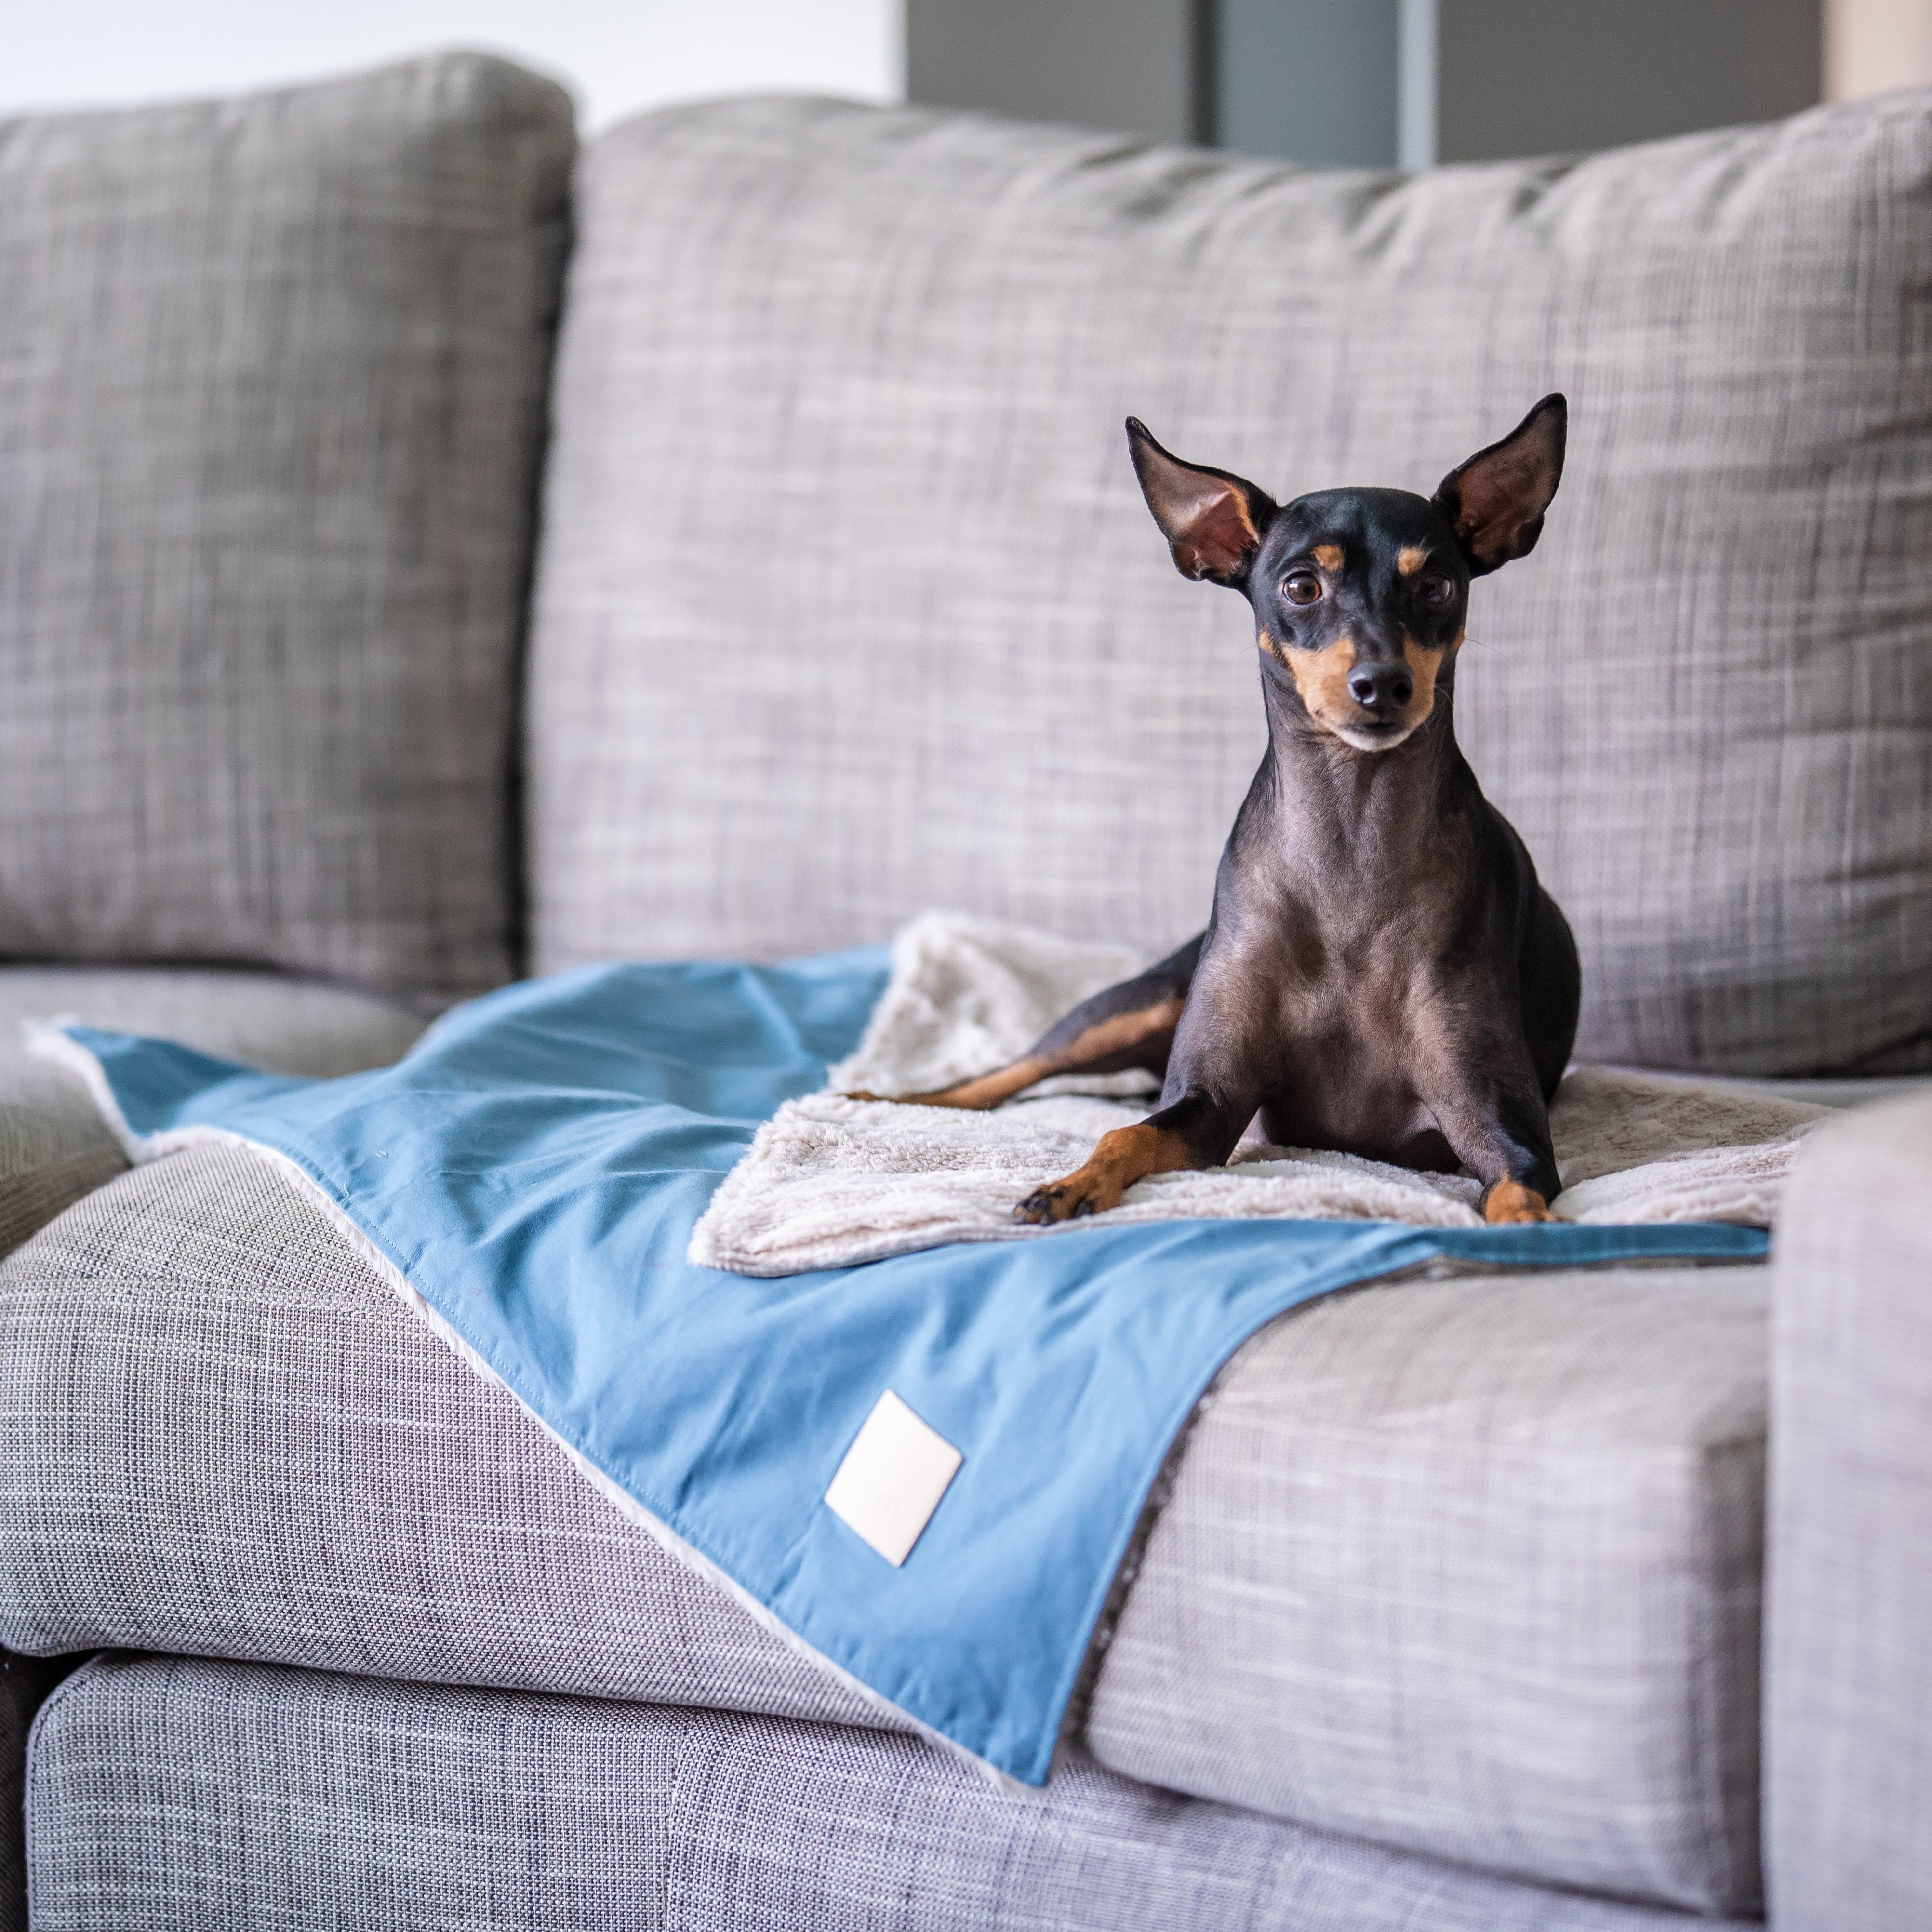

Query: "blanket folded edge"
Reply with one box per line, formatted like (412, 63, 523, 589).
(25, 1021, 1031, 1795)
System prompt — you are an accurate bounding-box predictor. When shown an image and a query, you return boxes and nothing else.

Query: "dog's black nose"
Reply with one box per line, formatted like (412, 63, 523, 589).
(1347, 662, 1413, 713)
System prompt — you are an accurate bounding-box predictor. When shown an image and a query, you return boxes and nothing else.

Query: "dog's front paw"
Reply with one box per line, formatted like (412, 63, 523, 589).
(1014, 1168, 1120, 1224)
(1481, 1179, 1552, 1225)
(1013, 1183, 1093, 1224)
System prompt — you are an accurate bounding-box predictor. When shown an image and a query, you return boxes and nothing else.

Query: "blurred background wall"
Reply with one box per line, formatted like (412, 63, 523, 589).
(1829, 0, 1932, 95)
(1, 0, 901, 130)
(3, 0, 1931, 158)
(908, 0, 1931, 165)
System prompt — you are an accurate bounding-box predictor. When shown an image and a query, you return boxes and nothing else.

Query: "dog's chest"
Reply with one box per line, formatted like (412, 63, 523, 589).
(1250, 957, 1466, 1170)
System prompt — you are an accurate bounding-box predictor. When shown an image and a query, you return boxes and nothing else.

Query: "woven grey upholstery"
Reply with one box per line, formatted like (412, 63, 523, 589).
(0, 1650, 78, 1932)
(1087, 1264, 1767, 1914)
(1765, 1093, 1932, 1932)
(0, 54, 573, 995)
(0, 1144, 1766, 1908)
(0, 1144, 876, 1732)
(0, 1668, 28, 1932)
(529, 91, 1932, 1076)
(25, 1655, 1759, 1931)
(0, 968, 424, 1258)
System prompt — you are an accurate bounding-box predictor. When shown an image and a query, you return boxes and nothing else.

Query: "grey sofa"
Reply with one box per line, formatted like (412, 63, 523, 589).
(0, 48, 1927, 1931)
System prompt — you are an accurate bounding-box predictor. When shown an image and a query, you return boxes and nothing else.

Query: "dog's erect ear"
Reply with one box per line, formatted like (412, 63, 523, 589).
(1127, 418, 1276, 588)
(1433, 394, 1567, 576)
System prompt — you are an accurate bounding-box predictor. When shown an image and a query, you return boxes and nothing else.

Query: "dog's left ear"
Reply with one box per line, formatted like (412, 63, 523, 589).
(1433, 394, 1567, 576)
(1127, 418, 1277, 588)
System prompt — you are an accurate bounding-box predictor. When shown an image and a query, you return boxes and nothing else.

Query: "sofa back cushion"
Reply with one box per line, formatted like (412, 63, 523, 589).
(0, 54, 574, 997)
(528, 93, 1932, 1075)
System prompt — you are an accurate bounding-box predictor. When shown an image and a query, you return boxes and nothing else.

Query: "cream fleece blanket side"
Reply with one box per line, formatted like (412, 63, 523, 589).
(690, 913, 1828, 1277)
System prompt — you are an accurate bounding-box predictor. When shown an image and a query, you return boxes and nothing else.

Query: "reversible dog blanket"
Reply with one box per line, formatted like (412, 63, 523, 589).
(30, 930, 1782, 1784)
(692, 913, 1828, 1275)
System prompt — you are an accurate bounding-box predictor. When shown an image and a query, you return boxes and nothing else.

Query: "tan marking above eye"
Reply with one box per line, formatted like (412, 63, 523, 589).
(1397, 546, 1428, 576)
(1311, 543, 1343, 571)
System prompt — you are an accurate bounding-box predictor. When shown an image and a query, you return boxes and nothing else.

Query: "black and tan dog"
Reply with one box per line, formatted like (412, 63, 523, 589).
(870, 398, 1581, 1227)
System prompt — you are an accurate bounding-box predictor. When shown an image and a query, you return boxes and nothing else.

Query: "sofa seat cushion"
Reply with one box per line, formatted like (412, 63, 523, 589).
(25, 1655, 1755, 1932)
(0, 1143, 1764, 1911)
(0, 968, 426, 1257)
(0, 53, 574, 996)
(529, 90, 1932, 1076)
(0, 1650, 73, 1932)
(1085, 1263, 1765, 1914)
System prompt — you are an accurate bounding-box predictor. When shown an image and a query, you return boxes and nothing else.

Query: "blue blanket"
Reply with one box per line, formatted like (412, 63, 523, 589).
(49, 953, 1768, 1782)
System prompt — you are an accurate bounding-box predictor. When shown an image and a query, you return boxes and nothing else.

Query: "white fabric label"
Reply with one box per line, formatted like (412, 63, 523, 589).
(824, 1389, 963, 1567)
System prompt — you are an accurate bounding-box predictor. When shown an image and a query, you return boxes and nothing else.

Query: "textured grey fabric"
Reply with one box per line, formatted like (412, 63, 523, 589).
(25, 1655, 1762, 1931)
(0, 1650, 79, 1932)
(1608, 1067, 1932, 1112)
(0, 54, 574, 995)
(0, 1144, 876, 1732)
(0, 1073, 117, 1270)
(0, 1667, 30, 1932)
(1086, 1265, 1767, 1914)
(0, 967, 424, 1258)
(528, 91, 1932, 1076)
(0, 1144, 1767, 1907)
(1764, 1093, 1932, 1932)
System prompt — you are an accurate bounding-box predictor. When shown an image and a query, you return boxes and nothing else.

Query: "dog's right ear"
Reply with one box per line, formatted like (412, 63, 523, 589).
(1127, 418, 1276, 588)
(1433, 395, 1567, 576)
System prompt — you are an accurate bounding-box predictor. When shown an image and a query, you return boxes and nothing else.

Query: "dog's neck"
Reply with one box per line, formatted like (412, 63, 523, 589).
(1246, 658, 1478, 890)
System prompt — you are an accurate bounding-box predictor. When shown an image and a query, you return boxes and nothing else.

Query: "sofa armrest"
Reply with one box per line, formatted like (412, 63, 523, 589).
(1766, 1092, 1932, 1931)
(0, 1060, 126, 1260)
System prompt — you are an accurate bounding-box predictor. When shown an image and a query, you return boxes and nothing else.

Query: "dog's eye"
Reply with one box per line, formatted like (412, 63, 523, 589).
(1419, 573, 1455, 607)
(1282, 572, 1322, 605)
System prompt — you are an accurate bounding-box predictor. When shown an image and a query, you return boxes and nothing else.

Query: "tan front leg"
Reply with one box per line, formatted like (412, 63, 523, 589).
(1481, 1179, 1552, 1224)
(1014, 1121, 1198, 1224)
